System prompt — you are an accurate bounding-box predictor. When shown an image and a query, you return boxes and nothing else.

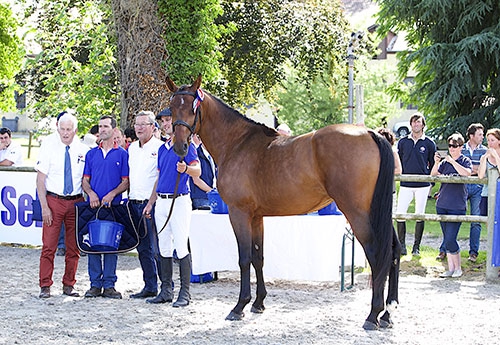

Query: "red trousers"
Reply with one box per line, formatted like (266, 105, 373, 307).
(39, 195, 84, 288)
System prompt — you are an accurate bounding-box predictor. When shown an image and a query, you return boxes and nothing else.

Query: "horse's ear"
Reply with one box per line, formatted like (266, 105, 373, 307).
(193, 74, 202, 90)
(166, 76, 178, 93)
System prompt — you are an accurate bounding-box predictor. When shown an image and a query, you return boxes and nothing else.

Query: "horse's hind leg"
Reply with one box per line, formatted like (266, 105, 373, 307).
(250, 217, 267, 314)
(380, 226, 401, 328)
(352, 220, 387, 330)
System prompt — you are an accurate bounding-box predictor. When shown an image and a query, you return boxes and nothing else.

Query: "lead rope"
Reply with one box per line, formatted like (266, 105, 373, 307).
(157, 161, 183, 234)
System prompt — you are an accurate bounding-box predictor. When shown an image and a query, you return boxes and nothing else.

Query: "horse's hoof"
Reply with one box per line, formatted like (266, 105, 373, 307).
(251, 304, 265, 314)
(225, 311, 245, 321)
(362, 320, 379, 331)
(379, 319, 393, 329)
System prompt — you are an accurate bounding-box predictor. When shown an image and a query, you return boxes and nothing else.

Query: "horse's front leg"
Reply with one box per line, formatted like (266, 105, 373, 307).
(226, 210, 253, 321)
(250, 217, 266, 314)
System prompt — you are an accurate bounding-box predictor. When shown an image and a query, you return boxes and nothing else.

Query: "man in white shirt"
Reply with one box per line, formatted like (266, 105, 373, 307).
(36, 113, 89, 298)
(128, 110, 164, 299)
(0, 127, 23, 166)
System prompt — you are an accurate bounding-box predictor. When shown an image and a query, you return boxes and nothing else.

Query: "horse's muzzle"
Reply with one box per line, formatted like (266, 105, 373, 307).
(173, 141, 189, 158)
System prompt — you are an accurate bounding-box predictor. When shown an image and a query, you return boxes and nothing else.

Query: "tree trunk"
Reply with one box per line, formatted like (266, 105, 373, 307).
(110, 0, 170, 128)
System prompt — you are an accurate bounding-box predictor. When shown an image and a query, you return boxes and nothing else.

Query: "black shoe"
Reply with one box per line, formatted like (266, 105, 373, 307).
(56, 248, 66, 256)
(130, 289, 157, 299)
(84, 287, 102, 298)
(400, 245, 407, 256)
(39, 286, 51, 298)
(102, 287, 122, 299)
(412, 246, 420, 256)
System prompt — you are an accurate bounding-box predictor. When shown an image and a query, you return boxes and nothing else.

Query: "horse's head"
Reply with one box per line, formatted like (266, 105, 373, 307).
(166, 75, 203, 158)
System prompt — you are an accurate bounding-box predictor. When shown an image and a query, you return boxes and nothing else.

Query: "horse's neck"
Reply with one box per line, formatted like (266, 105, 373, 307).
(198, 98, 258, 165)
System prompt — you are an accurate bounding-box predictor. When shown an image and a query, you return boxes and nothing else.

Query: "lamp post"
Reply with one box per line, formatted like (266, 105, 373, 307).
(347, 31, 363, 124)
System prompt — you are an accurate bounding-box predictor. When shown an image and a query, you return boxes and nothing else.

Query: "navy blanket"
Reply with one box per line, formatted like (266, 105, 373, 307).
(75, 202, 141, 254)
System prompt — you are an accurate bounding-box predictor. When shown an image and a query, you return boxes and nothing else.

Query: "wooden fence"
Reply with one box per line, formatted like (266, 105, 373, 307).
(394, 170, 498, 281)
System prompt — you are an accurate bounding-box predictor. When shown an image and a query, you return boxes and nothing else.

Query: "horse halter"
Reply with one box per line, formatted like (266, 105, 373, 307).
(170, 89, 203, 134)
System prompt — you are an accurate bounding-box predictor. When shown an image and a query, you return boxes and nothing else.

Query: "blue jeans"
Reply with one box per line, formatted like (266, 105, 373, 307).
(466, 184, 482, 255)
(88, 253, 118, 289)
(129, 202, 159, 292)
(437, 207, 466, 254)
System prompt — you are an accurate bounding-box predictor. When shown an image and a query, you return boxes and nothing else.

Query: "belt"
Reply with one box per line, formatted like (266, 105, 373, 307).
(47, 191, 83, 200)
(157, 193, 189, 199)
(129, 199, 148, 204)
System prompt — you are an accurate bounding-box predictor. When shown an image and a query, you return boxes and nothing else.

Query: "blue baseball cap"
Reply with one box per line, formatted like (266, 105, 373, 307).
(156, 108, 172, 119)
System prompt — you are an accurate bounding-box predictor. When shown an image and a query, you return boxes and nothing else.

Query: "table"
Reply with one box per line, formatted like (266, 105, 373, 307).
(189, 211, 365, 282)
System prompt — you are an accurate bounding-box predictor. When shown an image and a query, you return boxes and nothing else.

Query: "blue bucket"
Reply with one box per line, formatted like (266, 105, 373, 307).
(207, 189, 229, 214)
(88, 219, 124, 251)
(318, 201, 343, 215)
(191, 272, 214, 283)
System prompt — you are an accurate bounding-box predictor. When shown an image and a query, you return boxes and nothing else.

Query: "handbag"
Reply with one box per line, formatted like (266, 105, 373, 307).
(32, 199, 42, 221)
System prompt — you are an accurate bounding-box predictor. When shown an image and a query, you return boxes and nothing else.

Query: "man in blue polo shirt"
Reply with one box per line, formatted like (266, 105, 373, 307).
(144, 108, 200, 307)
(460, 123, 487, 262)
(82, 115, 129, 299)
(396, 113, 436, 256)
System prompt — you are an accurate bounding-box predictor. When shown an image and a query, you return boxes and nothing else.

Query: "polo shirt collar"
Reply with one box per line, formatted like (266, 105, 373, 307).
(98, 141, 119, 149)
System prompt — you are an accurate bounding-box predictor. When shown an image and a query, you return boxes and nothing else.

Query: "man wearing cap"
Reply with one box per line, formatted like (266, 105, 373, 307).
(36, 113, 89, 298)
(144, 108, 200, 307)
(82, 115, 129, 299)
(127, 110, 164, 299)
(156, 108, 173, 142)
(0, 127, 23, 166)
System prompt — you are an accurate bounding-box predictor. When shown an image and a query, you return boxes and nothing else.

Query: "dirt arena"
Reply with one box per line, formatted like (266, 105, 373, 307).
(1, 244, 499, 345)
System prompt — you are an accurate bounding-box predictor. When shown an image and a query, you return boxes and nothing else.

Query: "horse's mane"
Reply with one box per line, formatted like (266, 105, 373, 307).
(211, 94, 278, 137)
(177, 84, 278, 138)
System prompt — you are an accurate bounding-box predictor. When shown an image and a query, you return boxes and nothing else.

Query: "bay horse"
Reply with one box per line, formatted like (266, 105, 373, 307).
(166, 75, 400, 330)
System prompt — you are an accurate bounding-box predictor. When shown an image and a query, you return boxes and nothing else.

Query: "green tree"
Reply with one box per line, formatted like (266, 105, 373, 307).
(21, 0, 118, 133)
(376, 0, 500, 138)
(0, 3, 24, 111)
(356, 59, 400, 129)
(158, 0, 225, 86)
(217, 0, 350, 108)
(274, 63, 347, 134)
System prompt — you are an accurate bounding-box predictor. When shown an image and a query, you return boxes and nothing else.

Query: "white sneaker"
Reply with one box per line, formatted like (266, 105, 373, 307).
(439, 271, 453, 278)
(451, 270, 463, 278)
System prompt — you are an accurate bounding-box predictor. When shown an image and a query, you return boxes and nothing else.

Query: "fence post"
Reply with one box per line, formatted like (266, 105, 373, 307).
(486, 168, 499, 280)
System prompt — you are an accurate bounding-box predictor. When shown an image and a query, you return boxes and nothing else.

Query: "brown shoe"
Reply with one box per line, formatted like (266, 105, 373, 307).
(468, 254, 478, 263)
(39, 286, 51, 298)
(436, 252, 446, 261)
(84, 287, 102, 298)
(102, 287, 122, 299)
(63, 285, 80, 297)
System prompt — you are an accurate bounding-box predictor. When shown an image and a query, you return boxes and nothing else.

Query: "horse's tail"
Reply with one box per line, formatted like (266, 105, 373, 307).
(368, 131, 395, 288)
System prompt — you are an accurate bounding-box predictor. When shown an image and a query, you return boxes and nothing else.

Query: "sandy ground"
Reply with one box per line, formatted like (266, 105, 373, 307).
(1, 244, 499, 345)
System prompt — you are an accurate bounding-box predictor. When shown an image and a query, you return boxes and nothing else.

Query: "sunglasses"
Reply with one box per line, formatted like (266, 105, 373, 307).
(448, 143, 460, 148)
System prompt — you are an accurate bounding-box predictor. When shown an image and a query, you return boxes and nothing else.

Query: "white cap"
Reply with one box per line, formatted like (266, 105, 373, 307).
(82, 133, 98, 148)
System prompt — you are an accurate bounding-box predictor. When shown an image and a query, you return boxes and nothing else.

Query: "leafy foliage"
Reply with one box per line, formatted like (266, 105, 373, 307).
(157, 0, 225, 87)
(376, 0, 500, 138)
(216, 0, 350, 108)
(20, 0, 119, 133)
(274, 63, 347, 134)
(0, 3, 24, 111)
(355, 58, 400, 129)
